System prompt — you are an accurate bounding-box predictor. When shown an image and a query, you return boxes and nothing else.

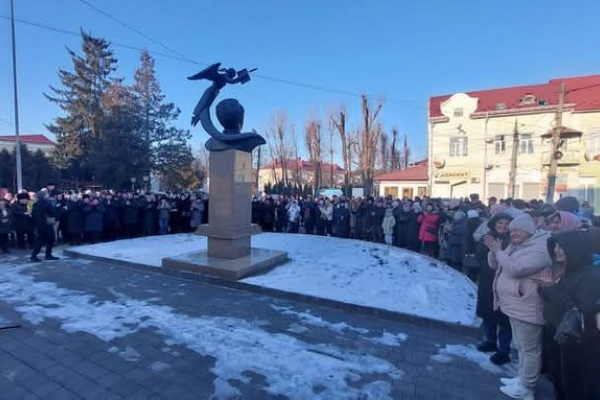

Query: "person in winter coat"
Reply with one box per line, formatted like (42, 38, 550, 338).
(539, 231, 600, 400)
(30, 191, 59, 262)
(177, 194, 191, 232)
(274, 199, 288, 233)
(382, 207, 396, 245)
(11, 192, 34, 248)
(140, 195, 156, 236)
(485, 214, 553, 400)
(0, 200, 12, 253)
(302, 197, 317, 235)
(190, 196, 205, 230)
(447, 210, 467, 270)
(332, 202, 350, 238)
(321, 199, 334, 236)
(349, 199, 362, 239)
(261, 199, 275, 232)
(418, 203, 441, 258)
(251, 198, 263, 225)
(462, 210, 482, 281)
(102, 195, 120, 241)
(65, 194, 84, 244)
(157, 198, 171, 235)
(287, 200, 301, 234)
(548, 211, 581, 234)
(372, 201, 386, 243)
(475, 212, 514, 366)
(121, 195, 139, 238)
(83, 199, 104, 244)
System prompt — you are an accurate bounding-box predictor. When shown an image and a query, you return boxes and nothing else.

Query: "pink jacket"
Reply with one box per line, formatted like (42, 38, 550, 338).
(488, 230, 553, 325)
(418, 212, 440, 242)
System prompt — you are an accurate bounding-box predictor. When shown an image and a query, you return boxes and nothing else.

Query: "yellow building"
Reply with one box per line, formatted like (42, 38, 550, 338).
(428, 74, 600, 209)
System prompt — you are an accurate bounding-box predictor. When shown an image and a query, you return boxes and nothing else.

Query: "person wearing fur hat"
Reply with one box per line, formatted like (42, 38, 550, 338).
(475, 212, 514, 365)
(485, 213, 553, 400)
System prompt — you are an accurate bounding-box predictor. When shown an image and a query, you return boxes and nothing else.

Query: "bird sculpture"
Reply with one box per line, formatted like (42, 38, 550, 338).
(189, 63, 265, 153)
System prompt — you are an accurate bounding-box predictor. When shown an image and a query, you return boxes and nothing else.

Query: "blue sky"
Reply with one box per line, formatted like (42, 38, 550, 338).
(1, 0, 599, 161)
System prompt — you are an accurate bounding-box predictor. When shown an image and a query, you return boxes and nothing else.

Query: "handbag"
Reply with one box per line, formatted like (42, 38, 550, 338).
(462, 254, 479, 268)
(554, 307, 585, 345)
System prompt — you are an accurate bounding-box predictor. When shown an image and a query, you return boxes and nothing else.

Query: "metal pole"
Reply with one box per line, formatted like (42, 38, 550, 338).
(10, 0, 23, 192)
(546, 82, 565, 203)
(508, 120, 519, 198)
(482, 113, 489, 200)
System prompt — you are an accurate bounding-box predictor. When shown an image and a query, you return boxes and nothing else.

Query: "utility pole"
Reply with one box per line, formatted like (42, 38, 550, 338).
(10, 0, 23, 192)
(508, 120, 519, 198)
(546, 82, 565, 203)
(482, 113, 489, 200)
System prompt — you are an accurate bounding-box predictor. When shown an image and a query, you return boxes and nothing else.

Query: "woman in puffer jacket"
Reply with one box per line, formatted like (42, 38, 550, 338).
(485, 213, 553, 400)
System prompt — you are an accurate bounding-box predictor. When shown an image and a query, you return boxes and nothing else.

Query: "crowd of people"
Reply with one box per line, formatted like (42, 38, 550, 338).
(0, 185, 208, 260)
(1, 185, 599, 399)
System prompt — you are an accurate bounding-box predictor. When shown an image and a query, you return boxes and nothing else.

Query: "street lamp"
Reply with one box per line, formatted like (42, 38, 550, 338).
(130, 177, 137, 192)
(143, 175, 149, 192)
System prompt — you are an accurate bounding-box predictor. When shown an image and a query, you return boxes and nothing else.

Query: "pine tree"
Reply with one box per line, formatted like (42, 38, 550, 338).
(132, 50, 191, 175)
(45, 31, 118, 183)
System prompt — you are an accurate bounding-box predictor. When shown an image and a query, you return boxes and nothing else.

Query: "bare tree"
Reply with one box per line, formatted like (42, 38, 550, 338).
(403, 134, 410, 169)
(358, 95, 383, 196)
(304, 117, 323, 190)
(290, 123, 301, 188)
(266, 111, 291, 186)
(330, 108, 352, 196)
(379, 130, 389, 171)
(390, 127, 400, 170)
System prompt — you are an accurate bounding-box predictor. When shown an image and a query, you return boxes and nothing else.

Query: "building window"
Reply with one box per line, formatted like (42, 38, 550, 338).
(496, 103, 506, 110)
(384, 186, 398, 198)
(453, 108, 464, 117)
(494, 135, 506, 155)
(538, 99, 548, 106)
(520, 95, 536, 105)
(588, 133, 600, 158)
(520, 133, 534, 154)
(417, 187, 427, 197)
(450, 137, 468, 157)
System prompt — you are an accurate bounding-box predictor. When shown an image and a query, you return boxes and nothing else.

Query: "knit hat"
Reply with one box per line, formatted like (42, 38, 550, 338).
(467, 210, 479, 219)
(16, 192, 30, 201)
(555, 196, 579, 213)
(490, 203, 508, 216)
(509, 214, 536, 235)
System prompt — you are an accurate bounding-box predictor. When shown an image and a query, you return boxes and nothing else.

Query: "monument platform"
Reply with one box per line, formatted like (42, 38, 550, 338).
(162, 247, 288, 281)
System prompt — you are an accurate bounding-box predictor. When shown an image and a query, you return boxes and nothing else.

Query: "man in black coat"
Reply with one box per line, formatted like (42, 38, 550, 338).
(11, 193, 34, 248)
(31, 191, 59, 261)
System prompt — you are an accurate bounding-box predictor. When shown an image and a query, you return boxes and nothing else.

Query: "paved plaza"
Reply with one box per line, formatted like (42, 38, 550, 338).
(0, 251, 552, 399)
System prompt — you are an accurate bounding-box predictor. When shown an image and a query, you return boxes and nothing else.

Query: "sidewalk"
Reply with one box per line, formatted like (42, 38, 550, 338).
(0, 252, 552, 399)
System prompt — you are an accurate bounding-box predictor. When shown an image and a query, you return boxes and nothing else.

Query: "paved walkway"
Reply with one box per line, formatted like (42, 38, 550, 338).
(0, 251, 552, 399)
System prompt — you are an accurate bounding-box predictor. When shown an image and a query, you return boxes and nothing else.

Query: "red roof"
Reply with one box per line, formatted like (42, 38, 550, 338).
(0, 134, 56, 145)
(374, 164, 428, 182)
(429, 73, 600, 118)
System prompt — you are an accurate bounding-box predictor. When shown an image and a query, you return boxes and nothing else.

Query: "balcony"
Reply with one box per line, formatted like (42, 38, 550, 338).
(541, 150, 581, 166)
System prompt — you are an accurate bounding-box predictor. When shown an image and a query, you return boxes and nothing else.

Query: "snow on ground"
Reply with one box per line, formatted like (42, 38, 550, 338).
(0, 262, 402, 400)
(69, 233, 479, 326)
(431, 344, 517, 375)
(271, 305, 408, 346)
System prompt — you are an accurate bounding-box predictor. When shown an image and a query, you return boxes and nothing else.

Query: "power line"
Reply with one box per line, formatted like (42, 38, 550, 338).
(69, 0, 426, 110)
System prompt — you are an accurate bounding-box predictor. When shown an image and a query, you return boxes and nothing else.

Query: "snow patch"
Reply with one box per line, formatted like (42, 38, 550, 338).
(109, 346, 141, 362)
(272, 305, 408, 346)
(150, 361, 171, 373)
(431, 344, 515, 375)
(0, 264, 402, 400)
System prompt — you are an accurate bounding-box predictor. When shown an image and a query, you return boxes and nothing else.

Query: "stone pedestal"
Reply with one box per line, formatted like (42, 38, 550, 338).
(164, 148, 287, 280)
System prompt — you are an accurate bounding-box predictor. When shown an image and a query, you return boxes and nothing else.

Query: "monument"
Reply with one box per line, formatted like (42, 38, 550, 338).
(162, 64, 288, 280)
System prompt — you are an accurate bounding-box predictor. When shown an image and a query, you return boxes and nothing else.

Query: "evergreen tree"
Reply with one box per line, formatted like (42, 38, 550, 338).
(45, 31, 118, 182)
(132, 50, 190, 175)
(0, 149, 13, 189)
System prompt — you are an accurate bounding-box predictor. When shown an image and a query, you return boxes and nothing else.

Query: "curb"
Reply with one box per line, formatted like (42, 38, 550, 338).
(63, 249, 482, 337)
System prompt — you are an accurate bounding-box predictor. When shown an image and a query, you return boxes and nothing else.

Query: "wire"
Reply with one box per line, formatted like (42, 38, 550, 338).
(70, 0, 426, 110)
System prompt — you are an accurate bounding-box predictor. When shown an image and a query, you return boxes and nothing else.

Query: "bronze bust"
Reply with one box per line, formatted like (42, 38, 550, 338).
(189, 63, 266, 153)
